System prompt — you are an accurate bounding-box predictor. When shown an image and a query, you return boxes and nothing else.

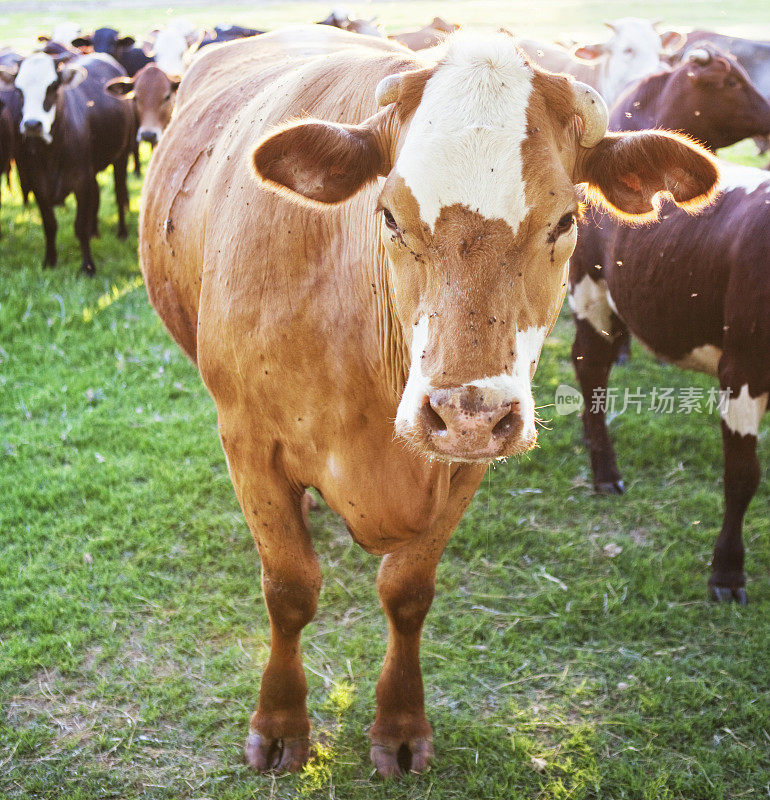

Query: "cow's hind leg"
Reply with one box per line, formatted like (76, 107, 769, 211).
(708, 373, 767, 604)
(370, 465, 485, 778)
(75, 177, 99, 275)
(219, 426, 320, 773)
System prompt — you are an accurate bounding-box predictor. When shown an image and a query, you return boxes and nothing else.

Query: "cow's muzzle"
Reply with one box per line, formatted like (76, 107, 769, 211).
(413, 384, 531, 462)
(138, 128, 159, 146)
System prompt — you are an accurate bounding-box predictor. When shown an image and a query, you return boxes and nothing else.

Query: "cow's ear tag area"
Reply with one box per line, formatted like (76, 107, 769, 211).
(253, 112, 390, 205)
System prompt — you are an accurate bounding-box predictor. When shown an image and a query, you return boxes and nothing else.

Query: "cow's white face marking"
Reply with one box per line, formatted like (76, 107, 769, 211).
(395, 32, 533, 234)
(717, 161, 770, 195)
(674, 344, 722, 377)
(601, 18, 668, 103)
(569, 274, 615, 338)
(395, 315, 431, 436)
(722, 384, 768, 437)
(15, 54, 59, 144)
(153, 29, 188, 76)
(468, 325, 547, 444)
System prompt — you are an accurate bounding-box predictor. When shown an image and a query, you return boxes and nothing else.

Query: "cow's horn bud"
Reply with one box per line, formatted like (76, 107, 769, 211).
(573, 81, 608, 147)
(375, 73, 402, 107)
(687, 48, 711, 65)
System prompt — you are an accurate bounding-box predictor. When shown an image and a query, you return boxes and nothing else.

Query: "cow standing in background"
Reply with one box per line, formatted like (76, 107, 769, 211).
(140, 26, 718, 776)
(106, 64, 179, 147)
(196, 24, 264, 50)
(0, 53, 134, 274)
(72, 28, 154, 77)
(569, 46, 770, 603)
(518, 18, 684, 104)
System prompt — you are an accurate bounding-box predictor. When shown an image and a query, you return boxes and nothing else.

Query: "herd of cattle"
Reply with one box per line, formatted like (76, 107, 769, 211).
(3, 10, 769, 778)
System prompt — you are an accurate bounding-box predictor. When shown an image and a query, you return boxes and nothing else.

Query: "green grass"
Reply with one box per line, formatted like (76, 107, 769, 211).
(1, 3, 769, 798)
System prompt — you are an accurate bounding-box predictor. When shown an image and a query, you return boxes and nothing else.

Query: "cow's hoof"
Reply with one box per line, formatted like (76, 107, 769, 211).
(80, 263, 96, 277)
(708, 585, 748, 605)
(244, 731, 309, 773)
(595, 479, 625, 495)
(117, 228, 128, 240)
(370, 737, 433, 778)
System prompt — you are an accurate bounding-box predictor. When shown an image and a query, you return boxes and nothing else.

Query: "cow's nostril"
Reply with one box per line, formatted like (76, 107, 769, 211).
(492, 410, 516, 438)
(421, 401, 448, 436)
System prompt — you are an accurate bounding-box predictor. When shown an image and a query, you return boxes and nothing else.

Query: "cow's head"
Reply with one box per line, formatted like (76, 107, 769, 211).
(573, 18, 684, 102)
(0, 53, 86, 144)
(252, 32, 717, 463)
(106, 64, 180, 146)
(668, 46, 770, 150)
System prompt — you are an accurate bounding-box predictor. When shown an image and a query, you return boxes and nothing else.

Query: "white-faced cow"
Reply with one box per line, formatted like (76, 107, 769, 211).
(518, 18, 684, 105)
(106, 64, 180, 147)
(0, 53, 134, 273)
(139, 26, 717, 776)
(569, 47, 770, 604)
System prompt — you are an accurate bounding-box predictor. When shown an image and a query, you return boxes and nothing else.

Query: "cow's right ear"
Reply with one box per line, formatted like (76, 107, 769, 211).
(571, 42, 608, 62)
(576, 130, 719, 222)
(252, 111, 391, 205)
(0, 65, 17, 87)
(105, 76, 135, 99)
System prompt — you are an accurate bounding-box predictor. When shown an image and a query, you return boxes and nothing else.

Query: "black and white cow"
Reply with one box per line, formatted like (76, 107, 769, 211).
(569, 49, 770, 603)
(0, 53, 135, 273)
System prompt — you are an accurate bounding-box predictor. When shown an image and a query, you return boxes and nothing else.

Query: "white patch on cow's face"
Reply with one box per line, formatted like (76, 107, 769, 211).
(722, 384, 768, 437)
(468, 325, 547, 443)
(601, 18, 668, 103)
(674, 344, 722, 377)
(717, 161, 770, 195)
(395, 32, 533, 234)
(51, 22, 81, 45)
(153, 29, 188, 76)
(15, 54, 59, 143)
(395, 314, 431, 435)
(569, 274, 615, 338)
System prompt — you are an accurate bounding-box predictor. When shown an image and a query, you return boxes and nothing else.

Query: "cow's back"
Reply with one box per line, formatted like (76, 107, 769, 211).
(140, 27, 418, 363)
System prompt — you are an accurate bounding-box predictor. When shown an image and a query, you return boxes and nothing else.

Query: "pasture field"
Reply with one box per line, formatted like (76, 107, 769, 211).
(1, 2, 769, 799)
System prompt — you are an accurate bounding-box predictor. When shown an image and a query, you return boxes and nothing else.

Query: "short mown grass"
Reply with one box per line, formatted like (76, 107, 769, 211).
(1, 3, 769, 798)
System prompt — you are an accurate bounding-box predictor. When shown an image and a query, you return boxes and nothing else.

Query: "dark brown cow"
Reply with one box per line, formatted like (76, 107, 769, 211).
(569, 47, 770, 604)
(390, 17, 460, 51)
(0, 53, 135, 273)
(106, 64, 179, 147)
(139, 26, 717, 776)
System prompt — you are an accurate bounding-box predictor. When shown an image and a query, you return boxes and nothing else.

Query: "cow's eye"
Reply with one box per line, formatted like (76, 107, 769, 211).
(382, 208, 399, 232)
(724, 75, 740, 89)
(164, 92, 172, 102)
(555, 212, 575, 237)
(623, 47, 635, 56)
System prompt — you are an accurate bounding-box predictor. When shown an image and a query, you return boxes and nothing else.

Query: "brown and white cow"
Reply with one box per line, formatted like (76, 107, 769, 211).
(390, 17, 460, 51)
(569, 48, 770, 604)
(139, 26, 717, 776)
(519, 17, 684, 105)
(106, 63, 180, 147)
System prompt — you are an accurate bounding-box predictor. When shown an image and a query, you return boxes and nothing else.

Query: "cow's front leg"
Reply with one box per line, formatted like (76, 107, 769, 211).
(708, 380, 767, 604)
(220, 427, 321, 773)
(370, 464, 485, 778)
(571, 314, 627, 493)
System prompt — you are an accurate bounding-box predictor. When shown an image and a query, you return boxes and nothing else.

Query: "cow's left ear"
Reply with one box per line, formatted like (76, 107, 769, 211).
(576, 130, 719, 221)
(57, 62, 87, 87)
(117, 36, 136, 48)
(253, 110, 391, 205)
